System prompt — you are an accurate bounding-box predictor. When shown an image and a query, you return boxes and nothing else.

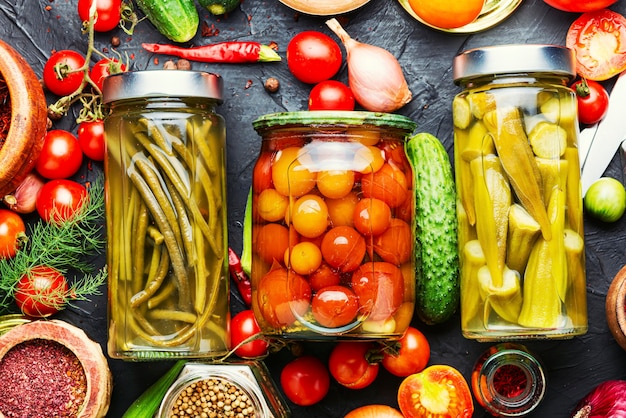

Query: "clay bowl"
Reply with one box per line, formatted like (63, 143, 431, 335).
(606, 264, 626, 351)
(279, 0, 371, 15)
(0, 39, 48, 197)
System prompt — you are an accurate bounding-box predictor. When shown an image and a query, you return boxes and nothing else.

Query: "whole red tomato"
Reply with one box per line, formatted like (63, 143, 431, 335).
(42, 50, 86, 96)
(308, 80, 355, 111)
(0, 209, 26, 259)
(566, 9, 626, 81)
(77, 0, 122, 32)
(36, 129, 83, 179)
(14, 265, 69, 317)
(36, 179, 88, 223)
(77, 120, 106, 161)
(287, 31, 342, 84)
(280, 355, 330, 406)
(230, 309, 269, 358)
(90, 58, 126, 92)
(543, 0, 617, 12)
(328, 341, 379, 389)
(572, 79, 609, 125)
(382, 326, 430, 377)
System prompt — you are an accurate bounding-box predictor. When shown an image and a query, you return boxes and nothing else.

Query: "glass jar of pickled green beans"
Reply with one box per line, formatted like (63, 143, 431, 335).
(102, 70, 229, 360)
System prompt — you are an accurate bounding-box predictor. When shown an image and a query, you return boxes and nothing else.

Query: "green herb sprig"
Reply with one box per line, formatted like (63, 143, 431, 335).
(0, 178, 107, 313)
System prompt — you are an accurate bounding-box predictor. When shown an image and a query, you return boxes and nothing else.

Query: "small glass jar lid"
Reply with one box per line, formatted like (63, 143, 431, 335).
(452, 44, 576, 85)
(102, 70, 223, 103)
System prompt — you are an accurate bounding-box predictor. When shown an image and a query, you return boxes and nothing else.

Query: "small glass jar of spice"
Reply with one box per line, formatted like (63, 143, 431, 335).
(250, 111, 417, 340)
(452, 44, 587, 340)
(472, 343, 546, 417)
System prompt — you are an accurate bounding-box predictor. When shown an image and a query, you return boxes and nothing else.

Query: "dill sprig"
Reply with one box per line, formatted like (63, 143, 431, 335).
(0, 177, 107, 313)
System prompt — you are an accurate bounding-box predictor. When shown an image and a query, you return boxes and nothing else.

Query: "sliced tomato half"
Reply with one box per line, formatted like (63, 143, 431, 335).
(398, 365, 474, 418)
(566, 9, 626, 81)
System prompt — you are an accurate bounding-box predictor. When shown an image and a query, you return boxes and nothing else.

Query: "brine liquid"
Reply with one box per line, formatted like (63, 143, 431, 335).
(454, 83, 588, 340)
(105, 104, 229, 359)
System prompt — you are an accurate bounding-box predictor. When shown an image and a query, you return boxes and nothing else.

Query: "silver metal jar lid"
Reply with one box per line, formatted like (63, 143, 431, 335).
(102, 70, 223, 103)
(452, 44, 576, 85)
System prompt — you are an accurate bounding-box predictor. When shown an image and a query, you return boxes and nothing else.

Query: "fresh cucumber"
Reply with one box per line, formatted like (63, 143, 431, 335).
(135, 0, 199, 43)
(198, 0, 241, 15)
(406, 132, 459, 324)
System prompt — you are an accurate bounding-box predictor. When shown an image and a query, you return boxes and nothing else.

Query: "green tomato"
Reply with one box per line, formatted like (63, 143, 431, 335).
(584, 177, 626, 222)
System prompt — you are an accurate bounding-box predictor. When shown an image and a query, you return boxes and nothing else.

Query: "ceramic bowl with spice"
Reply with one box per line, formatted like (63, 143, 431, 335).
(157, 361, 290, 418)
(606, 264, 626, 351)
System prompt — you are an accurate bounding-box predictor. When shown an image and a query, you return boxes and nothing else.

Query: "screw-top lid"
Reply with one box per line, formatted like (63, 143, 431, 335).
(102, 70, 223, 103)
(252, 111, 416, 132)
(453, 44, 576, 85)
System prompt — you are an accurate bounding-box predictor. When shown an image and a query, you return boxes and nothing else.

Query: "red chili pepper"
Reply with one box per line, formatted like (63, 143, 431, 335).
(228, 246, 252, 307)
(141, 42, 281, 64)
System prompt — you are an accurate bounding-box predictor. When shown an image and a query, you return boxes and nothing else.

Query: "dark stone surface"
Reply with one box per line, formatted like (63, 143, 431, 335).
(2, 0, 626, 416)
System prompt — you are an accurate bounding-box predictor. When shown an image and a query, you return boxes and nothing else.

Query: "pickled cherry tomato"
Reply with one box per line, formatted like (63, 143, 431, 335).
(312, 285, 359, 328)
(291, 194, 329, 238)
(272, 147, 316, 197)
(257, 267, 312, 328)
(309, 263, 342, 292)
(326, 192, 359, 227)
(253, 152, 273, 192)
(353, 197, 392, 237)
(373, 218, 413, 264)
(286, 241, 323, 275)
(255, 223, 291, 264)
(351, 262, 404, 321)
(321, 226, 366, 272)
(317, 170, 355, 199)
(362, 163, 409, 208)
(354, 145, 385, 174)
(257, 188, 289, 222)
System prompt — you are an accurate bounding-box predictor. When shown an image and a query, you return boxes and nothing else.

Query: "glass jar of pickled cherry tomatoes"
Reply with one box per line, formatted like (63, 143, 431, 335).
(251, 111, 417, 340)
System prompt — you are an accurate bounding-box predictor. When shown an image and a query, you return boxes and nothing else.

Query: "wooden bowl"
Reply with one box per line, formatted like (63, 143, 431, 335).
(279, 0, 371, 15)
(606, 265, 626, 351)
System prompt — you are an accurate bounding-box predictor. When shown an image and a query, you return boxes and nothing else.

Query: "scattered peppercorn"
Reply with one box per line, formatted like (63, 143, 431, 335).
(163, 60, 177, 70)
(111, 35, 121, 47)
(264, 77, 280, 93)
(176, 59, 192, 71)
(170, 378, 257, 418)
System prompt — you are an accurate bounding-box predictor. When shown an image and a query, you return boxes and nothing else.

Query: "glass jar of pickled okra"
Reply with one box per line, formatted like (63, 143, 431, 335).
(102, 70, 229, 359)
(452, 44, 587, 340)
(250, 111, 417, 340)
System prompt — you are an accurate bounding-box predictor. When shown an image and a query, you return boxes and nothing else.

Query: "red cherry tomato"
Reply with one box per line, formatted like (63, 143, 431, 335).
(308, 80, 355, 111)
(77, 120, 106, 161)
(566, 9, 626, 81)
(255, 267, 311, 328)
(90, 58, 126, 92)
(230, 309, 269, 358)
(311, 285, 359, 328)
(14, 265, 69, 317)
(543, 0, 617, 12)
(36, 129, 83, 180)
(42, 50, 86, 96)
(381, 326, 430, 377)
(36, 179, 88, 223)
(572, 79, 609, 125)
(0, 209, 26, 259)
(320, 225, 366, 273)
(328, 341, 379, 389)
(287, 31, 342, 84)
(351, 261, 404, 322)
(280, 355, 330, 406)
(398, 365, 474, 418)
(77, 0, 122, 32)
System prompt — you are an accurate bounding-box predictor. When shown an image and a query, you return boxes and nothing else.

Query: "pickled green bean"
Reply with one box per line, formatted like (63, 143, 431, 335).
(132, 201, 149, 291)
(148, 280, 177, 309)
(127, 165, 191, 311)
(164, 176, 194, 266)
(130, 247, 170, 309)
(147, 225, 164, 245)
(193, 222, 207, 314)
(148, 309, 197, 324)
(138, 117, 175, 156)
(186, 117, 218, 176)
(131, 307, 195, 347)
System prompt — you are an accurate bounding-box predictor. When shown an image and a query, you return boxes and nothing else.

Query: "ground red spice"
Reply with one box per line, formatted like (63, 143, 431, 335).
(0, 339, 87, 418)
(0, 76, 10, 147)
(492, 364, 528, 399)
